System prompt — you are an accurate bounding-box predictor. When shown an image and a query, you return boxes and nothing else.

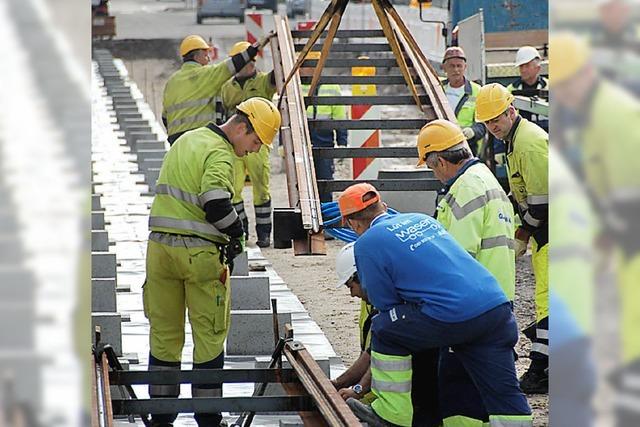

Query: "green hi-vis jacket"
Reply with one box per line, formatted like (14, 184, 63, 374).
(221, 71, 276, 116)
(149, 125, 236, 245)
(162, 60, 234, 138)
(436, 161, 516, 300)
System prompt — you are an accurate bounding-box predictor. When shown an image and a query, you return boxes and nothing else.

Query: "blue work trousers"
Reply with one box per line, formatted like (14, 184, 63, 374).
(371, 302, 531, 418)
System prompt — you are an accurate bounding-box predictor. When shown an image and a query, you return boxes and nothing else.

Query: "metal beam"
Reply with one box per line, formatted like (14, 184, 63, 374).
(112, 396, 315, 414)
(317, 179, 443, 192)
(300, 75, 417, 85)
(109, 368, 298, 385)
(292, 29, 386, 38)
(294, 43, 392, 52)
(512, 96, 549, 117)
(308, 119, 427, 130)
(313, 147, 418, 158)
(302, 58, 405, 67)
(305, 95, 428, 105)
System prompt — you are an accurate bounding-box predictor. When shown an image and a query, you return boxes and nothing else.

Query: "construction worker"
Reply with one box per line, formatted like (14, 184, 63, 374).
(301, 51, 348, 203)
(333, 243, 441, 427)
(475, 82, 549, 394)
(221, 41, 277, 247)
(338, 183, 531, 427)
(162, 34, 270, 145)
(552, 33, 640, 425)
(507, 46, 549, 130)
(441, 46, 486, 156)
(416, 119, 516, 425)
(144, 98, 281, 427)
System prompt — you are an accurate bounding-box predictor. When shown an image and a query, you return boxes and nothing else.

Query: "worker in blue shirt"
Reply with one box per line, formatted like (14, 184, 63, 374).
(338, 182, 531, 427)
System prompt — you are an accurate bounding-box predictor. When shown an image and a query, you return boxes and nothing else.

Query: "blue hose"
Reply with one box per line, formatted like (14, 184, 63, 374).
(321, 201, 398, 243)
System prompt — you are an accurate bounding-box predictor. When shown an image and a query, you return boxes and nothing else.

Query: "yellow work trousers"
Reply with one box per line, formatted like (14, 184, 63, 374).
(144, 238, 231, 364)
(532, 240, 549, 321)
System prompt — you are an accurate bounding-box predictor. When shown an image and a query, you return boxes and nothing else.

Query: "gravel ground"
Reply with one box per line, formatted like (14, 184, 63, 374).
(124, 57, 549, 426)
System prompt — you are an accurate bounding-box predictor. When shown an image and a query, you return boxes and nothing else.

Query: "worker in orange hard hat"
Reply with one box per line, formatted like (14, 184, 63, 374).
(222, 41, 278, 248)
(337, 183, 531, 427)
(441, 46, 486, 156)
(162, 33, 274, 145)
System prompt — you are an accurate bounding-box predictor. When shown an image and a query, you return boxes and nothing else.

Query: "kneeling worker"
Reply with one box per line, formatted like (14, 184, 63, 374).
(338, 183, 531, 427)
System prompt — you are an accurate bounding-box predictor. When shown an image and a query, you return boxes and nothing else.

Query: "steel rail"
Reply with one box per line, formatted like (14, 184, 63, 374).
(112, 396, 315, 414)
(283, 341, 361, 427)
(109, 368, 298, 385)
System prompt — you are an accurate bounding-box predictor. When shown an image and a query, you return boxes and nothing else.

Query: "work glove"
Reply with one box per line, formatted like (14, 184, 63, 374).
(462, 127, 475, 140)
(514, 227, 531, 258)
(227, 236, 245, 261)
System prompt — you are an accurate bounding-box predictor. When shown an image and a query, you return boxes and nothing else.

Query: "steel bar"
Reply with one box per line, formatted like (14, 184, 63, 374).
(112, 396, 315, 414)
(294, 43, 392, 52)
(317, 179, 443, 192)
(284, 341, 361, 427)
(512, 96, 549, 116)
(308, 119, 427, 130)
(304, 95, 428, 105)
(312, 146, 418, 158)
(299, 75, 418, 85)
(301, 58, 406, 67)
(109, 369, 298, 385)
(292, 29, 386, 38)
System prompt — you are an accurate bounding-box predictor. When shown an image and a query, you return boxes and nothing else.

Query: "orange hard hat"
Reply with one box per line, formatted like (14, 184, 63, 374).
(338, 183, 381, 218)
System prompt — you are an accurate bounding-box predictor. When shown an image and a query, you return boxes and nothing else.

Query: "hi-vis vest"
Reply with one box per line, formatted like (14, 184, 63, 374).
(436, 161, 516, 300)
(149, 126, 236, 244)
(302, 84, 346, 120)
(221, 72, 276, 116)
(162, 60, 234, 137)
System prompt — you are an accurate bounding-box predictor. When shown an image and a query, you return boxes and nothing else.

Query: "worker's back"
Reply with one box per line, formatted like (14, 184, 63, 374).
(149, 126, 236, 244)
(163, 62, 233, 139)
(355, 212, 508, 322)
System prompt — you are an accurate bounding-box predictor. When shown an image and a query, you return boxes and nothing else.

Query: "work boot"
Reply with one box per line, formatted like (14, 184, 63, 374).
(519, 369, 549, 394)
(256, 234, 270, 248)
(346, 398, 399, 427)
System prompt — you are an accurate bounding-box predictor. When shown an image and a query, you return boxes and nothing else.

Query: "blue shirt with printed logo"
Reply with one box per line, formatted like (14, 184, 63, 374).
(354, 212, 508, 322)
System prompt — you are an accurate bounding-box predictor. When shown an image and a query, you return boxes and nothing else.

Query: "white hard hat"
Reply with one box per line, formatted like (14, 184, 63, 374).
(515, 46, 541, 66)
(335, 242, 357, 289)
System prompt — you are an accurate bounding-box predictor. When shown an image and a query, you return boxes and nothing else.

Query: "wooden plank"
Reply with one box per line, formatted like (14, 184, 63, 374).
(485, 30, 548, 49)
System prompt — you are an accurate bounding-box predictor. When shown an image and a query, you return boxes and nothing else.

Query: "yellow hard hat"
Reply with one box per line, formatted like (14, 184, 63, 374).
(236, 97, 282, 146)
(416, 120, 466, 166)
(229, 41, 252, 57)
(180, 35, 210, 57)
(475, 83, 514, 122)
(305, 51, 321, 60)
(549, 33, 590, 87)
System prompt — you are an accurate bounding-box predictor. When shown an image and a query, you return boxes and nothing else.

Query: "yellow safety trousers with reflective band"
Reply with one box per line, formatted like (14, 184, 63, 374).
(163, 60, 233, 137)
(144, 236, 230, 364)
(370, 351, 413, 426)
(582, 82, 640, 361)
(549, 148, 595, 337)
(149, 126, 236, 244)
(302, 84, 347, 120)
(443, 415, 489, 427)
(455, 80, 481, 129)
(220, 72, 277, 206)
(437, 162, 516, 300)
(531, 239, 548, 321)
(488, 415, 534, 426)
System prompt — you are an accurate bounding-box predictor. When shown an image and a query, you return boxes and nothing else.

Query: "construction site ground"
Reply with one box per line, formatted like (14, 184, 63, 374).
(113, 55, 549, 426)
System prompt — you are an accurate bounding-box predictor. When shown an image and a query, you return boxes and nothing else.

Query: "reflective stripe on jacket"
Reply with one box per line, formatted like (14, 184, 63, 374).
(437, 161, 516, 300)
(162, 60, 234, 137)
(149, 125, 236, 244)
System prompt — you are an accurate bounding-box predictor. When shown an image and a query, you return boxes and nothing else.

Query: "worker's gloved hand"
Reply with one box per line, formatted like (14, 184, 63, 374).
(514, 227, 531, 258)
(226, 236, 245, 261)
(462, 127, 475, 140)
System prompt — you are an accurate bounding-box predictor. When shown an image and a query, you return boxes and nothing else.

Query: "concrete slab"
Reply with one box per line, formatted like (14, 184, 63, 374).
(92, 194, 102, 211)
(91, 252, 117, 279)
(127, 132, 156, 145)
(134, 141, 165, 152)
(0, 265, 36, 300)
(92, 230, 109, 252)
(230, 276, 270, 310)
(92, 211, 105, 230)
(136, 149, 166, 162)
(232, 251, 249, 276)
(226, 311, 292, 356)
(0, 353, 42, 412)
(92, 312, 123, 356)
(140, 158, 163, 171)
(0, 235, 25, 264)
(92, 278, 117, 312)
(0, 303, 35, 349)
